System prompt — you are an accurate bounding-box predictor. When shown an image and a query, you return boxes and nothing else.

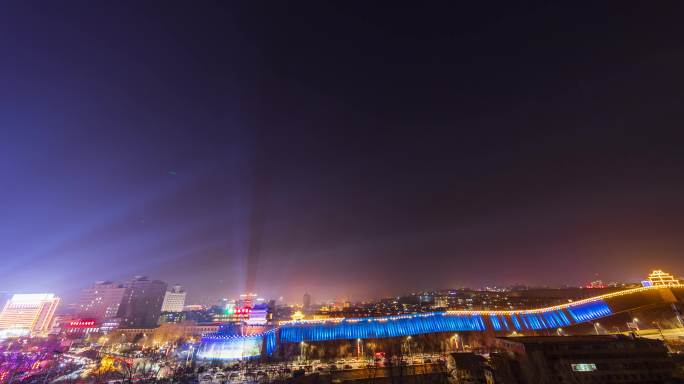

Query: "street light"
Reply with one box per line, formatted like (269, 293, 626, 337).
(652, 321, 665, 341)
(594, 322, 600, 335)
(185, 346, 194, 367)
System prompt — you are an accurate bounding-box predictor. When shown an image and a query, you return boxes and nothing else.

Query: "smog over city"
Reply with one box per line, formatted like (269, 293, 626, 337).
(1, 2, 684, 383)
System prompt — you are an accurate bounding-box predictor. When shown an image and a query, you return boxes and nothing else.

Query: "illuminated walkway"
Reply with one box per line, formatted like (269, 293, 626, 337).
(198, 285, 683, 359)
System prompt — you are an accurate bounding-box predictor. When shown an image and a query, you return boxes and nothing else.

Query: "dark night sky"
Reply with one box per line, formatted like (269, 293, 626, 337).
(1, 2, 684, 304)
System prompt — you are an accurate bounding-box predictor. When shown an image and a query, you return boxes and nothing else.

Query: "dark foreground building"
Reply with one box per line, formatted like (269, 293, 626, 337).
(447, 352, 494, 383)
(117, 276, 167, 328)
(493, 335, 675, 384)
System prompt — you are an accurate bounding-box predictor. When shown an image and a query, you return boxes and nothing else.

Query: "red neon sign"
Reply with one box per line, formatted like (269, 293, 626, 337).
(68, 319, 96, 328)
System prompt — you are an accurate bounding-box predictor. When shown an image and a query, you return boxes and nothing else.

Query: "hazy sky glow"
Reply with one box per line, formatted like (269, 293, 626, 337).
(1, 2, 684, 304)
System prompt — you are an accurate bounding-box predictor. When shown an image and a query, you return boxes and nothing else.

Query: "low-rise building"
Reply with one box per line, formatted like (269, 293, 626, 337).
(494, 335, 675, 384)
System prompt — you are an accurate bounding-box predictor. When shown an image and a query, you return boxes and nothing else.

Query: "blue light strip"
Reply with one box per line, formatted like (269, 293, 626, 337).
(510, 315, 522, 331)
(279, 313, 486, 343)
(520, 314, 530, 329)
(542, 310, 571, 328)
(499, 315, 510, 331)
(521, 313, 547, 330)
(278, 300, 613, 342)
(566, 300, 612, 322)
(490, 316, 502, 331)
(265, 329, 277, 355)
(200, 298, 617, 355)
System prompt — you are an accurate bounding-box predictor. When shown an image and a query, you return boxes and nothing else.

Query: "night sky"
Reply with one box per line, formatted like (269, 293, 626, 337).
(2, 2, 684, 304)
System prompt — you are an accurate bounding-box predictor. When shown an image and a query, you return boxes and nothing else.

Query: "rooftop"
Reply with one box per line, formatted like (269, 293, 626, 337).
(497, 334, 651, 345)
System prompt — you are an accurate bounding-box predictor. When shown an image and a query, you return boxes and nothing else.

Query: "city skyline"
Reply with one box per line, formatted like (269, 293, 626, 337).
(2, 2, 684, 304)
(2, 268, 675, 308)
(2, 2, 684, 382)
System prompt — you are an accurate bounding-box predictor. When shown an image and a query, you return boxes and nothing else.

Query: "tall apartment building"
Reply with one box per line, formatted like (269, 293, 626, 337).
(161, 285, 186, 312)
(117, 276, 167, 328)
(0, 293, 60, 336)
(76, 281, 126, 321)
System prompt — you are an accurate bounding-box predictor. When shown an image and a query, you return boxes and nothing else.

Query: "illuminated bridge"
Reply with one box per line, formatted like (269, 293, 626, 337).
(197, 285, 684, 360)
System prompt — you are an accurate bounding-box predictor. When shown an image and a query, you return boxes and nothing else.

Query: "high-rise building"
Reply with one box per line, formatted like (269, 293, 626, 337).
(117, 276, 167, 328)
(161, 285, 186, 312)
(0, 294, 60, 336)
(76, 281, 126, 321)
(303, 292, 311, 312)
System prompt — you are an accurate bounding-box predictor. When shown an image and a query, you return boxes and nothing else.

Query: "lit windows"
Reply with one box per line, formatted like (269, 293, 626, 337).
(571, 363, 597, 372)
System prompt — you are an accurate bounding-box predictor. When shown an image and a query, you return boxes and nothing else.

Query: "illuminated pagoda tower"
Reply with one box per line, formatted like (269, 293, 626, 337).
(647, 270, 680, 286)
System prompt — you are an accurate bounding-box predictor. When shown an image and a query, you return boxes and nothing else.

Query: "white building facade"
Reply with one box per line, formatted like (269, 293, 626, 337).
(161, 285, 186, 312)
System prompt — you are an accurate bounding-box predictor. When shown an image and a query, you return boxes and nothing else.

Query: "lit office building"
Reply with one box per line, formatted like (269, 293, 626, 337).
(433, 296, 449, 309)
(0, 293, 60, 336)
(76, 281, 126, 321)
(60, 318, 101, 336)
(161, 285, 186, 312)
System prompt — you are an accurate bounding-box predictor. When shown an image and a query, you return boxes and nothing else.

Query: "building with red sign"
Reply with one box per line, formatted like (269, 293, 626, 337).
(59, 318, 100, 336)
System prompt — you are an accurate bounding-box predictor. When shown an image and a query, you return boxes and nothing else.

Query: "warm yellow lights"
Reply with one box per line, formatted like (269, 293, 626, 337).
(446, 284, 682, 316)
(291, 311, 305, 321)
(647, 270, 680, 286)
